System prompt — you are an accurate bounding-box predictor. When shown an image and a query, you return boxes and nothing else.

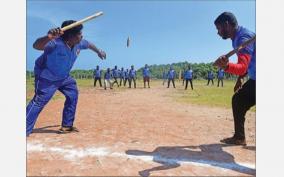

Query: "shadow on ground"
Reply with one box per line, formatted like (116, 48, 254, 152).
(32, 125, 60, 134)
(126, 143, 255, 176)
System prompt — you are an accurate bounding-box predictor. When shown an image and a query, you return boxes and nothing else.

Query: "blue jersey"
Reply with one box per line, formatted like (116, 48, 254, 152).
(129, 69, 136, 78)
(94, 69, 102, 78)
(143, 67, 151, 77)
(168, 69, 175, 79)
(104, 72, 112, 80)
(184, 69, 193, 79)
(119, 70, 124, 78)
(208, 71, 214, 79)
(217, 69, 224, 79)
(34, 37, 89, 81)
(232, 26, 256, 80)
(112, 68, 119, 78)
(124, 71, 129, 79)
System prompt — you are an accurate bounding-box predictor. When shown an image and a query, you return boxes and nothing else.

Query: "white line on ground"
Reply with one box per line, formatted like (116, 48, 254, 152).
(27, 142, 255, 173)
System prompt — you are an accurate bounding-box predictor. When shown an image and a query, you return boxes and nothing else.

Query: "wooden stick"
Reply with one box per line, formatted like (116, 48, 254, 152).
(213, 35, 256, 67)
(225, 35, 256, 58)
(61, 11, 103, 32)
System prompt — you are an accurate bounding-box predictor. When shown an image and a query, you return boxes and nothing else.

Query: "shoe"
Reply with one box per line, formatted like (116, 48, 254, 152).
(220, 136, 246, 146)
(139, 171, 150, 177)
(58, 126, 79, 134)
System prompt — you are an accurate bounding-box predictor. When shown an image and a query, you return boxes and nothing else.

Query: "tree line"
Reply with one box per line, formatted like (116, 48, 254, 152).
(26, 61, 238, 80)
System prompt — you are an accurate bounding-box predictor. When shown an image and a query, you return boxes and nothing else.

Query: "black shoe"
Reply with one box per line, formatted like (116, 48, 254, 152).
(58, 126, 79, 134)
(220, 136, 246, 146)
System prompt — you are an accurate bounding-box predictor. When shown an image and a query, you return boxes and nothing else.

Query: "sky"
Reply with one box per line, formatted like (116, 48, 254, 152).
(27, 0, 255, 71)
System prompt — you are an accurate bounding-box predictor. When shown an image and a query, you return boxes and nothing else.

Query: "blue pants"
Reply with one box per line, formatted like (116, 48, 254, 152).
(26, 76, 78, 136)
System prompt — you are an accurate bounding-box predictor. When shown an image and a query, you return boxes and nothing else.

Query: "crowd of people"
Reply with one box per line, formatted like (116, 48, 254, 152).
(93, 64, 226, 90)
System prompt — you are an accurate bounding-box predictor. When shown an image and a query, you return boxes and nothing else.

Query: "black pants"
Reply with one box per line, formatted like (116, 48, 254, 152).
(94, 77, 102, 87)
(129, 78, 136, 88)
(167, 79, 175, 88)
(120, 78, 125, 86)
(232, 79, 256, 140)
(185, 79, 193, 90)
(217, 78, 223, 87)
(124, 78, 129, 86)
(207, 79, 214, 85)
(112, 77, 119, 87)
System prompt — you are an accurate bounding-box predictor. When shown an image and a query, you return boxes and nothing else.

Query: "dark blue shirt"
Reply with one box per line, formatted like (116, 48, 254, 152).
(167, 69, 175, 79)
(184, 69, 193, 79)
(208, 71, 214, 79)
(104, 72, 112, 80)
(34, 37, 89, 81)
(112, 68, 119, 78)
(94, 69, 102, 78)
(124, 71, 129, 79)
(129, 69, 136, 78)
(217, 69, 224, 79)
(142, 67, 151, 77)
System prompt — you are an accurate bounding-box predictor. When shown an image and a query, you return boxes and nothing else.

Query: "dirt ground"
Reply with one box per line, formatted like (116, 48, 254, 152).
(27, 83, 256, 176)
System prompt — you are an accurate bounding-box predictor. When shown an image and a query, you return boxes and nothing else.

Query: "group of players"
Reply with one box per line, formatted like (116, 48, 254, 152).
(94, 64, 226, 90)
(93, 64, 149, 89)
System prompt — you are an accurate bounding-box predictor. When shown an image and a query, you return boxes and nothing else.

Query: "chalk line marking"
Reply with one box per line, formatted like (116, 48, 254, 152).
(27, 142, 255, 173)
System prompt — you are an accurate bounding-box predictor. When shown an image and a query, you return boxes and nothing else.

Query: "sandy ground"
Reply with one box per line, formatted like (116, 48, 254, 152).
(27, 83, 255, 176)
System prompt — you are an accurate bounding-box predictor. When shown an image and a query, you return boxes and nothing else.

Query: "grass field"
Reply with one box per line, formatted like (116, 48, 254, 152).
(26, 78, 255, 111)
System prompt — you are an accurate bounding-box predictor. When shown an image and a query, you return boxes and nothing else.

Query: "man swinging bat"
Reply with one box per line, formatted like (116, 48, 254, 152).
(213, 12, 256, 146)
(26, 13, 106, 136)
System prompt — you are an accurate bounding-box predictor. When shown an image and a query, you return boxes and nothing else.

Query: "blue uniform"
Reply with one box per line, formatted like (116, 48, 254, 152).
(112, 68, 119, 78)
(119, 69, 124, 78)
(217, 69, 225, 79)
(232, 26, 256, 80)
(167, 69, 176, 88)
(167, 69, 175, 79)
(129, 68, 136, 88)
(142, 67, 151, 77)
(34, 38, 89, 80)
(94, 69, 102, 78)
(129, 69, 136, 78)
(111, 68, 120, 87)
(104, 72, 112, 80)
(124, 70, 129, 79)
(26, 37, 89, 136)
(93, 68, 102, 87)
(184, 69, 194, 90)
(208, 71, 214, 79)
(184, 69, 193, 79)
(217, 69, 224, 87)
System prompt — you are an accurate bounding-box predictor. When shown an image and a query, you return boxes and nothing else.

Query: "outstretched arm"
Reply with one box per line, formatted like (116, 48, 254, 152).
(88, 42, 106, 60)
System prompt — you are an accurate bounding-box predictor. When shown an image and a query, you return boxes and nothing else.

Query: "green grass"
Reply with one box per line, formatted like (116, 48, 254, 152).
(169, 79, 255, 111)
(26, 78, 255, 112)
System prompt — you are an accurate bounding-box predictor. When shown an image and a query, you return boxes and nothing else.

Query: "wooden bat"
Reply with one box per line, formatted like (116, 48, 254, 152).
(213, 35, 256, 66)
(61, 11, 103, 32)
(225, 35, 256, 58)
